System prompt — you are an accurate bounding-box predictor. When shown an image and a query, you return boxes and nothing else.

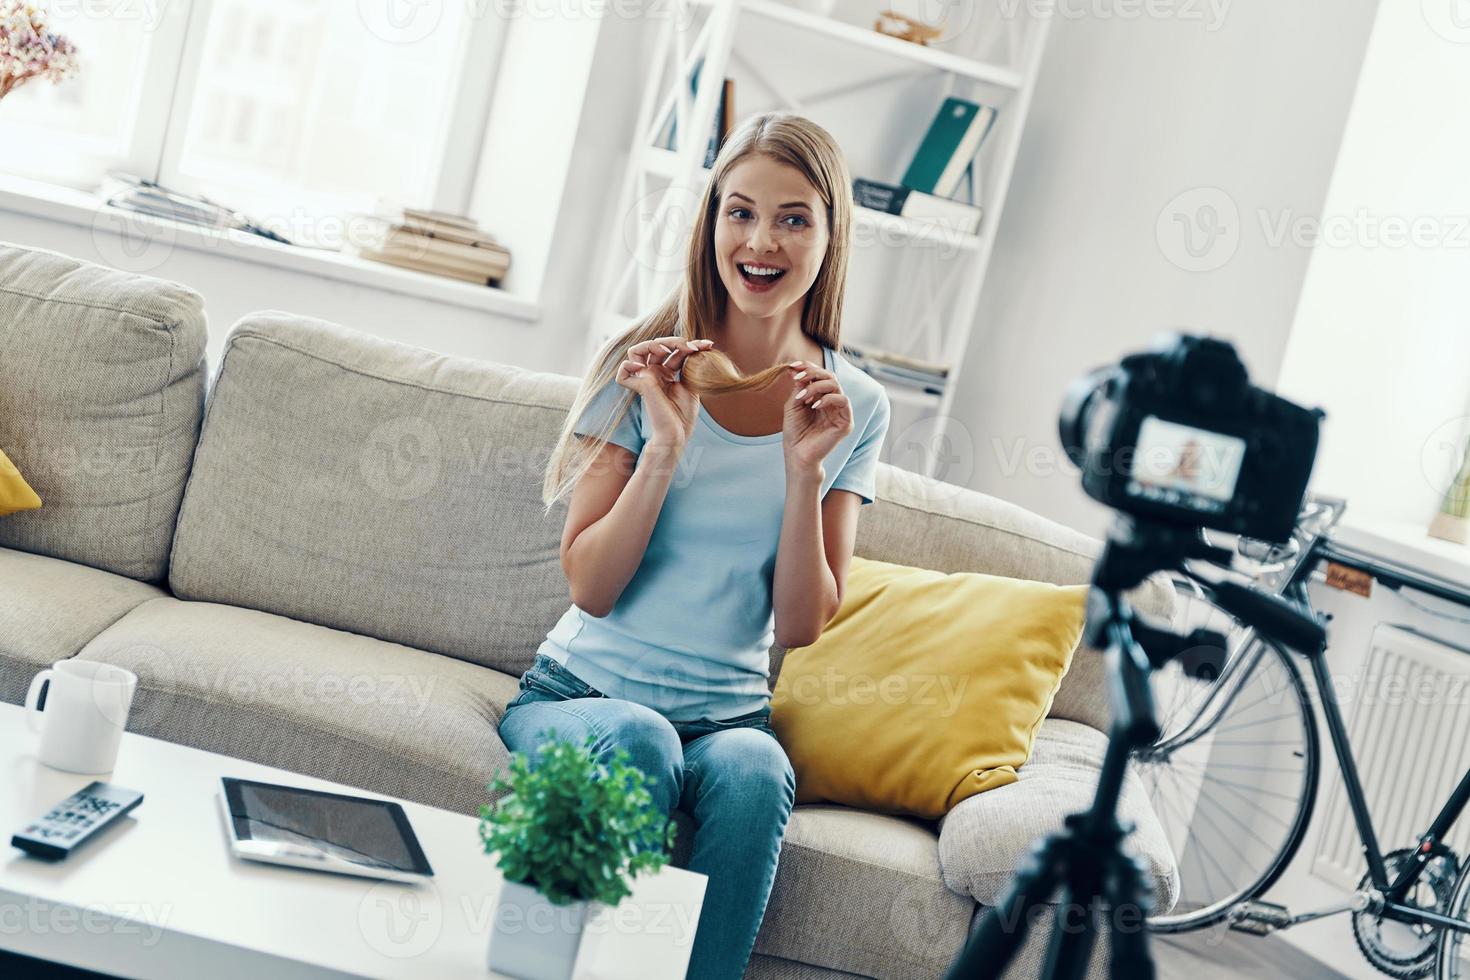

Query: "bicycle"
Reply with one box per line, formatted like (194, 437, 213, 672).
(1138, 495, 1470, 978)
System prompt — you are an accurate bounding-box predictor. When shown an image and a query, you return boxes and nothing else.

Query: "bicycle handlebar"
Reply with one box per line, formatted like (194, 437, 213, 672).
(1204, 578, 1327, 653)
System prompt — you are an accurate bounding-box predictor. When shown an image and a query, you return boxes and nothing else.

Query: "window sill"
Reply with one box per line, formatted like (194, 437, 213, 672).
(1336, 517, 1470, 591)
(0, 174, 541, 322)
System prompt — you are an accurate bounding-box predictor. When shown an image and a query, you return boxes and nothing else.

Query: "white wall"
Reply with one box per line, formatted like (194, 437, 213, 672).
(1264, 3, 1470, 974)
(1276, 0, 1470, 529)
(950, 1, 1379, 535)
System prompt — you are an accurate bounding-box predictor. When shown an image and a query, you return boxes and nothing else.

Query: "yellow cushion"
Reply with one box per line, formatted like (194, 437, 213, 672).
(770, 556, 1087, 820)
(0, 447, 42, 517)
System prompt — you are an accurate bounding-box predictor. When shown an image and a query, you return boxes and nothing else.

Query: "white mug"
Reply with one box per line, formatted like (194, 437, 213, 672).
(25, 660, 138, 774)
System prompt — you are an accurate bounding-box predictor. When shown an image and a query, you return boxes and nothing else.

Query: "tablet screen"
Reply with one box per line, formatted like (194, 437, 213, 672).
(222, 778, 433, 876)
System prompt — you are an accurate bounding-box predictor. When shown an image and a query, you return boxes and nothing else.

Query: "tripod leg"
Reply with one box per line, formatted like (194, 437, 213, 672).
(1041, 827, 1159, 980)
(1042, 879, 1102, 980)
(1105, 851, 1157, 980)
(945, 835, 1067, 980)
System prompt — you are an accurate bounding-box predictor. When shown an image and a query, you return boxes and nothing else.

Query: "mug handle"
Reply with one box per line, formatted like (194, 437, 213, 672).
(25, 669, 52, 733)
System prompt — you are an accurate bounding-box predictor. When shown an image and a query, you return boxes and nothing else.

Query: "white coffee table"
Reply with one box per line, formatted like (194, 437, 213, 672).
(0, 703, 705, 979)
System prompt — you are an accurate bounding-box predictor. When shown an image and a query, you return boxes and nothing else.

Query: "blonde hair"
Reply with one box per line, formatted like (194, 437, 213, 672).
(542, 111, 854, 509)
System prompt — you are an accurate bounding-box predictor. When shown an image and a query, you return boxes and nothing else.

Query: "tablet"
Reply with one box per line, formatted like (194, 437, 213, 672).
(220, 777, 434, 883)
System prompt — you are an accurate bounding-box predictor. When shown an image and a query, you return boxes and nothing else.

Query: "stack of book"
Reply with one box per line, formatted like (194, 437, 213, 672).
(850, 96, 997, 236)
(347, 207, 510, 287)
(852, 178, 983, 235)
(840, 341, 950, 396)
(902, 96, 997, 200)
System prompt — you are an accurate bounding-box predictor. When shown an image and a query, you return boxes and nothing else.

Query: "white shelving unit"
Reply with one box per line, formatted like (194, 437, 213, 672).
(588, 0, 1052, 478)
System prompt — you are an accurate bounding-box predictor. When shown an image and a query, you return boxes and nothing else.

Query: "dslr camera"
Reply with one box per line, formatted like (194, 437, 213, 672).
(1059, 334, 1321, 544)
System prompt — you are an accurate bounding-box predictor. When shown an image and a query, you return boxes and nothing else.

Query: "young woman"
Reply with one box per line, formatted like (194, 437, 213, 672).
(500, 112, 891, 979)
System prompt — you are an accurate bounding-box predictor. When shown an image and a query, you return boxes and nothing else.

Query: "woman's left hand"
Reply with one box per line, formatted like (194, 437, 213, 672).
(782, 359, 853, 472)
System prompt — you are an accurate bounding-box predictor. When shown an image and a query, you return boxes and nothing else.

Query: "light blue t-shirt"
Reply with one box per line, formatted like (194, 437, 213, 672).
(537, 343, 891, 722)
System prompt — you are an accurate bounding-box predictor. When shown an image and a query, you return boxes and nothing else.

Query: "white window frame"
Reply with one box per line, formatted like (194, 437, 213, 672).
(1, 0, 194, 189)
(7, 0, 508, 221)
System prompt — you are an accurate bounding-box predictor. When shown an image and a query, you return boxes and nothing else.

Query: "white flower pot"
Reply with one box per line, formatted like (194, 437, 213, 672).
(1429, 511, 1470, 545)
(488, 879, 597, 980)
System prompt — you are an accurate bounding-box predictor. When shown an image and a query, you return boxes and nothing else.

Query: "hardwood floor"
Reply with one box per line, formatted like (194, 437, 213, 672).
(1153, 929, 1351, 979)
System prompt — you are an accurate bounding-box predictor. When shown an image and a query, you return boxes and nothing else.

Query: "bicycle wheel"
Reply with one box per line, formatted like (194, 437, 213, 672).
(1139, 595, 1320, 933)
(1438, 864, 1470, 979)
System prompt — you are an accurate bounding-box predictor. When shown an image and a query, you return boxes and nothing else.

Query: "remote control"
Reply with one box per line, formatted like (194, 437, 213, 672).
(11, 782, 143, 860)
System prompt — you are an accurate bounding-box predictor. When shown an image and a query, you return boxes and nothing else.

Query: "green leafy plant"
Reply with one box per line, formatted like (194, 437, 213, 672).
(480, 731, 677, 907)
(1439, 436, 1470, 520)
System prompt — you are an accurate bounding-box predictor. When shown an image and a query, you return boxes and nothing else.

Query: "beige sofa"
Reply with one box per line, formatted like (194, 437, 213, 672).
(0, 242, 1178, 979)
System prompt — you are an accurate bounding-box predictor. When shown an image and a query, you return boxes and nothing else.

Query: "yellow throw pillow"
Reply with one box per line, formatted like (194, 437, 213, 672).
(0, 447, 42, 517)
(770, 556, 1087, 820)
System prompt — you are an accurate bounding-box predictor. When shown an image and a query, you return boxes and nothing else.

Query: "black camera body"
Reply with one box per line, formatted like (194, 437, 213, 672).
(1059, 334, 1321, 544)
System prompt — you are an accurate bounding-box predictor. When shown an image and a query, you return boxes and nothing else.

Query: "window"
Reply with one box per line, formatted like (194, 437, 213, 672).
(0, 1, 181, 186)
(1, 0, 505, 235)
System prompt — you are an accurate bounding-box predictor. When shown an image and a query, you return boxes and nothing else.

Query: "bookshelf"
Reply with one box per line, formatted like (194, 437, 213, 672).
(587, 0, 1052, 480)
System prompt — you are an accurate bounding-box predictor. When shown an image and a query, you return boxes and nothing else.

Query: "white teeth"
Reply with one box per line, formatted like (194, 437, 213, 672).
(741, 263, 784, 277)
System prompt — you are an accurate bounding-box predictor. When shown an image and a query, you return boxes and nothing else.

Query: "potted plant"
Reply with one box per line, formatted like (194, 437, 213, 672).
(479, 731, 677, 980)
(1429, 434, 1470, 544)
(0, 2, 80, 103)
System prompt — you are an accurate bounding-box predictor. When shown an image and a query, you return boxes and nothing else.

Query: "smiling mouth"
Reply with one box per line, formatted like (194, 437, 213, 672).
(738, 262, 787, 288)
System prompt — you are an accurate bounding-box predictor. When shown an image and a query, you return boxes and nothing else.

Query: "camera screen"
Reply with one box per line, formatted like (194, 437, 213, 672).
(1126, 416, 1247, 515)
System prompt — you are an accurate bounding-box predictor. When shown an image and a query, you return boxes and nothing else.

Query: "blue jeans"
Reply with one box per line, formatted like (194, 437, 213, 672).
(498, 654, 795, 980)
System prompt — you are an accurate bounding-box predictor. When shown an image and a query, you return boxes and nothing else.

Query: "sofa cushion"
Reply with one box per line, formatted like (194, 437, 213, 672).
(772, 557, 1088, 819)
(852, 465, 1176, 734)
(0, 242, 207, 583)
(0, 546, 166, 705)
(75, 596, 521, 814)
(937, 718, 1180, 913)
(167, 311, 577, 676)
(752, 804, 973, 978)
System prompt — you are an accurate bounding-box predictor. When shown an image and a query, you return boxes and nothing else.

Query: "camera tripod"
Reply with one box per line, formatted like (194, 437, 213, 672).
(945, 518, 1326, 980)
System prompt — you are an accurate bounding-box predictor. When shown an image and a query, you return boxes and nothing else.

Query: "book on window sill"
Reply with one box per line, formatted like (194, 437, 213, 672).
(402, 207, 480, 232)
(853, 178, 983, 235)
(840, 340, 951, 378)
(349, 234, 510, 277)
(351, 219, 510, 269)
(356, 214, 507, 254)
(355, 242, 509, 280)
(348, 245, 507, 287)
(365, 205, 501, 248)
(347, 228, 510, 282)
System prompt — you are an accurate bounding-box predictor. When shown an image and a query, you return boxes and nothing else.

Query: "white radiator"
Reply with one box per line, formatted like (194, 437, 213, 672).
(1311, 624, 1470, 890)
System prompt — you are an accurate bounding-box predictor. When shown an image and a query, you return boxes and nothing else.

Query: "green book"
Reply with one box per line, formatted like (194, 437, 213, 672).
(902, 97, 997, 198)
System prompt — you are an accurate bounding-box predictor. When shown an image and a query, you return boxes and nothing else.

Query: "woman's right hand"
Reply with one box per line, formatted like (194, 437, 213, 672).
(616, 336, 714, 449)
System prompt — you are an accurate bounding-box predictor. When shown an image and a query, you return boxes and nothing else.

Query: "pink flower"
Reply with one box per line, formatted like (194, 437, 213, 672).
(0, 1, 79, 100)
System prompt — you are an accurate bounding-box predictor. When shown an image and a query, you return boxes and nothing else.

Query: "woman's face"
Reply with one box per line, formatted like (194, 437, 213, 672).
(712, 154, 830, 322)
